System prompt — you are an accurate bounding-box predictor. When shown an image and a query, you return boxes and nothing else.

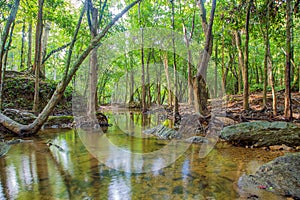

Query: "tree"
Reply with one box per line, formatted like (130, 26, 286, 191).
(86, 0, 107, 117)
(171, 0, 180, 121)
(0, 0, 141, 135)
(285, 0, 293, 120)
(194, 0, 216, 114)
(32, 0, 45, 112)
(0, 0, 20, 110)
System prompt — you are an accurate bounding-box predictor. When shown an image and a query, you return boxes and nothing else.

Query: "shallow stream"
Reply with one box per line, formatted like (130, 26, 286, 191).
(0, 112, 285, 199)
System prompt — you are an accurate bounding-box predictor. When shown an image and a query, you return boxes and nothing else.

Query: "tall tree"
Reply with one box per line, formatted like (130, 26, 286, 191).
(285, 0, 293, 120)
(138, 1, 147, 113)
(194, 0, 216, 114)
(32, 0, 45, 112)
(243, 0, 252, 110)
(0, 0, 20, 110)
(171, 0, 180, 121)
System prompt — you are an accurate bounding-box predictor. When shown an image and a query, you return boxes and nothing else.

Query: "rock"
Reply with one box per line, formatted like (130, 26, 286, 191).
(0, 141, 10, 157)
(3, 108, 36, 124)
(43, 115, 74, 129)
(238, 152, 300, 199)
(143, 124, 181, 139)
(185, 136, 208, 144)
(220, 121, 300, 147)
(269, 144, 293, 151)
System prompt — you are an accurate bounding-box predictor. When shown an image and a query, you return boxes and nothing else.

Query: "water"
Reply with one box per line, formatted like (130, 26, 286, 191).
(0, 112, 285, 200)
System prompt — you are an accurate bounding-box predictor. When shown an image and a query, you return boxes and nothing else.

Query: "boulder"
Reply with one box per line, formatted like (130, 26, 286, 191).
(185, 136, 208, 143)
(143, 124, 181, 139)
(220, 121, 300, 147)
(3, 108, 36, 124)
(238, 152, 300, 199)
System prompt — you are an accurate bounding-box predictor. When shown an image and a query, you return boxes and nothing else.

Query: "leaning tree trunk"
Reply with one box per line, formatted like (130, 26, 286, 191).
(0, 0, 141, 135)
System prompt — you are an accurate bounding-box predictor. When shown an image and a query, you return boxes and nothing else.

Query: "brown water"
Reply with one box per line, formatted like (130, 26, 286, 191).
(0, 113, 286, 200)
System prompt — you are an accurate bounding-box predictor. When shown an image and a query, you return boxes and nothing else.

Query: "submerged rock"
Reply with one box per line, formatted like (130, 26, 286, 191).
(143, 124, 181, 139)
(238, 152, 300, 199)
(185, 136, 208, 144)
(0, 141, 10, 157)
(220, 121, 300, 147)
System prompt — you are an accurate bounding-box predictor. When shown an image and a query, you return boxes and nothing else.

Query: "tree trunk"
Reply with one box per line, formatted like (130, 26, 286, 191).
(163, 53, 172, 106)
(214, 39, 218, 98)
(194, 0, 216, 114)
(33, 0, 44, 113)
(0, 0, 20, 111)
(264, 0, 277, 116)
(41, 22, 51, 76)
(27, 21, 33, 70)
(171, 0, 179, 121)
(243, 0, 251, 110)
(235, 30, 249, 110)
(0, 0, 141, 135)
(87, 0, 99, 117)
(20, 20, 26, 70)
(221, 34, 229, 94)
(284, 0, 292, 120)
(183, 20, 194, 105)
(129, 53, 134, 103)
(138, 2, 147, 113)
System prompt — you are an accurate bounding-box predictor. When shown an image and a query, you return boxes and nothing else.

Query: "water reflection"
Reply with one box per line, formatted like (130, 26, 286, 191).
(0, 113, 285, 200)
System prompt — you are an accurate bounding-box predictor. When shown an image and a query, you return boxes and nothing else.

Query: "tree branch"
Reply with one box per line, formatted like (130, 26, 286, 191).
(42, 42, 71, 64)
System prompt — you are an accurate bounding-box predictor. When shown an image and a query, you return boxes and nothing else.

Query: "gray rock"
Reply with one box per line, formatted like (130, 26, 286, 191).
(185, 136, 208, 143)
(3, 108, 36, 124)
(238, 152, 300, 199)
(143, 124, 181, 139)
(220, 121, 300, 147)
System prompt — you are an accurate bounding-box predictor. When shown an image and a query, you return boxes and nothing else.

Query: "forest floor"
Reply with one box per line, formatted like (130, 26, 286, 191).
(175, 91, 300, 124)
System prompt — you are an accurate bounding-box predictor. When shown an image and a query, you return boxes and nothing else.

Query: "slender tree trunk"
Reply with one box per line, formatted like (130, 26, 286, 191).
(163, 53, 172, 106)
(243, 0, 251, 110)
(284, 0, 292, 120)
(194, 0, 216, 114)
(183, 22, 194, 105)
(171, 0, 179, 121)
(3, 23, 15, 96)
(27, 21, 33, 70)
(264, 0, 277, 115)
(20, 20, 26, 70)
(214, 40, 218, 98)
(33, 0, 44, 112)
(41, 22, 51, 76)
(138, 2, 147, 113)
(87, 0, 99, 116)
(146, 50, 151, 106)
(0, 0, 20, 111)
(221, 34, 229, 94)
(129, 53, 134, 103)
